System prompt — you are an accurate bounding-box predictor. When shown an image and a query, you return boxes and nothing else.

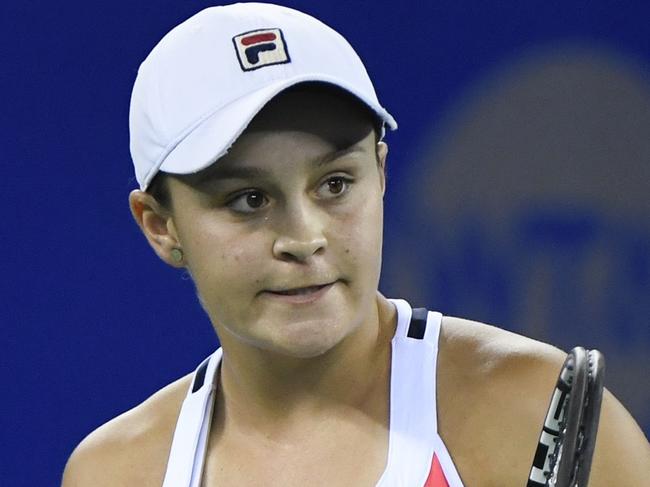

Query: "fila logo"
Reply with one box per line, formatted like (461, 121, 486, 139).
(233, 28, 291, 71)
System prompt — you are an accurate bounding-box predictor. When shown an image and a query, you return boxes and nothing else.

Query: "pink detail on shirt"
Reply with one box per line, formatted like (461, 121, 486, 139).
(424, 454, 450, 487)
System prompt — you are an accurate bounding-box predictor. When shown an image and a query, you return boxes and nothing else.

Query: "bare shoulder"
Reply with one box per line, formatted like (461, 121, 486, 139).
(437, 316, 650, 486)
(61, 373, 193, 487)
(437, 316, 567, 418)
(436, 316, 565, 485)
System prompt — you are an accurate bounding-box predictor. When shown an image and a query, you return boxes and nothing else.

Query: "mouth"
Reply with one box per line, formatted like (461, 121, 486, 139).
(271, 283, 332, 295)
(263, 281, 337, 303)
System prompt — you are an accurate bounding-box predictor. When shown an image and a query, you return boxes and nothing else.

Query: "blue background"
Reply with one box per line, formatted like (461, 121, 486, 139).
(2, 1, 649, 485)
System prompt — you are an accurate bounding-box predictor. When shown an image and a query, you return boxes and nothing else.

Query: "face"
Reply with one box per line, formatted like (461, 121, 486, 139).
(165, 88, 387, 359)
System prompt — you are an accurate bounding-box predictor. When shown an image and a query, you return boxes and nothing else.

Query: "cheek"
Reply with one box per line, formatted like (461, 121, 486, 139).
(335, 192, 384, 271)
(185, 226, 272, 328)
(181, 216, 268, 288)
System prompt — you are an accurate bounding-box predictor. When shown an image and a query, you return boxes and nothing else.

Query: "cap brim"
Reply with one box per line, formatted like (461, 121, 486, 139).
(152, 74, 396, 186)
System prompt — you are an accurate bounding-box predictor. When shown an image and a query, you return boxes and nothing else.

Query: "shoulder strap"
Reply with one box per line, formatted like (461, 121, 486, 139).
(380, 300, 442, 485)
(383, 301, 464, 486)
(162, 348, 222, 487)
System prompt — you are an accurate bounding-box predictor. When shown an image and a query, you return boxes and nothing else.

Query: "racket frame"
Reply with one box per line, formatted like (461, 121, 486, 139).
(526, 346, 605, 487)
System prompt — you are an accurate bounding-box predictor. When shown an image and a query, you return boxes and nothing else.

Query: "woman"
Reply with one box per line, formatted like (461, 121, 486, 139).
(63, 4, 649, 486)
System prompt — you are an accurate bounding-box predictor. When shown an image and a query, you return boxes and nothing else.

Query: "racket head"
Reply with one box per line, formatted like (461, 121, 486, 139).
(527, 347, 605, 487)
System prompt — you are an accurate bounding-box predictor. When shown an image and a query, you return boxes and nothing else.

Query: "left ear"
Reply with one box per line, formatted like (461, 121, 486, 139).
(376, 141, 388, 196)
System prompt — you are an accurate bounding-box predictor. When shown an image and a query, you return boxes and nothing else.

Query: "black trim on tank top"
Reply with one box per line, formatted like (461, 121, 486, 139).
(192, 358, 210, 393)
(407, 307, 428, 339)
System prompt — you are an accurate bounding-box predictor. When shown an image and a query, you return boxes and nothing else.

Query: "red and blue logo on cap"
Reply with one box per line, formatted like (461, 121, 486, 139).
(233, 28, 291, 72)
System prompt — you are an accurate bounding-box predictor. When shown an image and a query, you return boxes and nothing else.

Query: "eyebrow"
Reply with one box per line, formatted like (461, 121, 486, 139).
(197, 145, 364, 184)
(314, 145, 363, 167)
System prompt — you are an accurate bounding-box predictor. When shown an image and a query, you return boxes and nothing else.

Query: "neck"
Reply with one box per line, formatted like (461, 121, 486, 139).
(214, 293, 396, 437)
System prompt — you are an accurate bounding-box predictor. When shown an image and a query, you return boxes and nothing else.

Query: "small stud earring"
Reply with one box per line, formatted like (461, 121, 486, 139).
(170, 248, 184, 264)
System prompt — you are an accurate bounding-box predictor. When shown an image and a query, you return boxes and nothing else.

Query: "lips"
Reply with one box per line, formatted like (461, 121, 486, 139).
(270, 283, 332, 295)
(263, 281, 337, 303)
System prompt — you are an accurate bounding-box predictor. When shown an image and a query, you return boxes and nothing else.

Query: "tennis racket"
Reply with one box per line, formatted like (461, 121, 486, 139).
(527, 347, 605, 487)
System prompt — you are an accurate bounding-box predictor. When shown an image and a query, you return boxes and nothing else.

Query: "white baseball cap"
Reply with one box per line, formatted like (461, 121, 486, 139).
(129, 2, 397, 190)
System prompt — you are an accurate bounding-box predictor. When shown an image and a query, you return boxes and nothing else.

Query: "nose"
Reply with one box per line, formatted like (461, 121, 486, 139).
(272, 201, 327, 262)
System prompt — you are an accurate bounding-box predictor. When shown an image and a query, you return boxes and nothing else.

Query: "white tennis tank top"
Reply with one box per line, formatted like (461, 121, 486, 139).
(161, 298, 465, 486)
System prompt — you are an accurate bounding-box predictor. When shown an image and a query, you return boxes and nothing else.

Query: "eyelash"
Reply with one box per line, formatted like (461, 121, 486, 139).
(226, 190, 268, 214)
(317, 175, 354, 199)
(225, 175, 354, 214)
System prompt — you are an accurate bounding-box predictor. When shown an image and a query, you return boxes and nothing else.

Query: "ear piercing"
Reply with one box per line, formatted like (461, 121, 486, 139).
(170, 248, 184, 264)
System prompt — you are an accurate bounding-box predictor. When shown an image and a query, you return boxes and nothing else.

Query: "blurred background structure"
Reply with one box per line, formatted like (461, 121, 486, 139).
(2, 1, 649, 485)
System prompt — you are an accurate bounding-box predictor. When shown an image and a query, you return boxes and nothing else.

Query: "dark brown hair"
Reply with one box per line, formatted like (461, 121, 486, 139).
(147, 172, 172, 209)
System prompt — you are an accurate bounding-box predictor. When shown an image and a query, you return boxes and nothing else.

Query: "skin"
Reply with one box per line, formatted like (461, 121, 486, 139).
(62, 88, 650, 486)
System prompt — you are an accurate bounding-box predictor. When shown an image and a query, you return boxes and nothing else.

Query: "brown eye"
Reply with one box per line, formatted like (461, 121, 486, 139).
(227, 190, 269, 213)
(328, 177, 345, 194)
(316, 175, 353, 199)
(246, 191, 265, 208)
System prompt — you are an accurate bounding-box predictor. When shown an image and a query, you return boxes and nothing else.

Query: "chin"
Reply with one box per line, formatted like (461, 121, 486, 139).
(276, 343, 334, 359)
(265, 319, 350, 359)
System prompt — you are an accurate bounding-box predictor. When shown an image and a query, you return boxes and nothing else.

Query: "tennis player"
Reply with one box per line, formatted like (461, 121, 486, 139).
(63, 3, 650, 486)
